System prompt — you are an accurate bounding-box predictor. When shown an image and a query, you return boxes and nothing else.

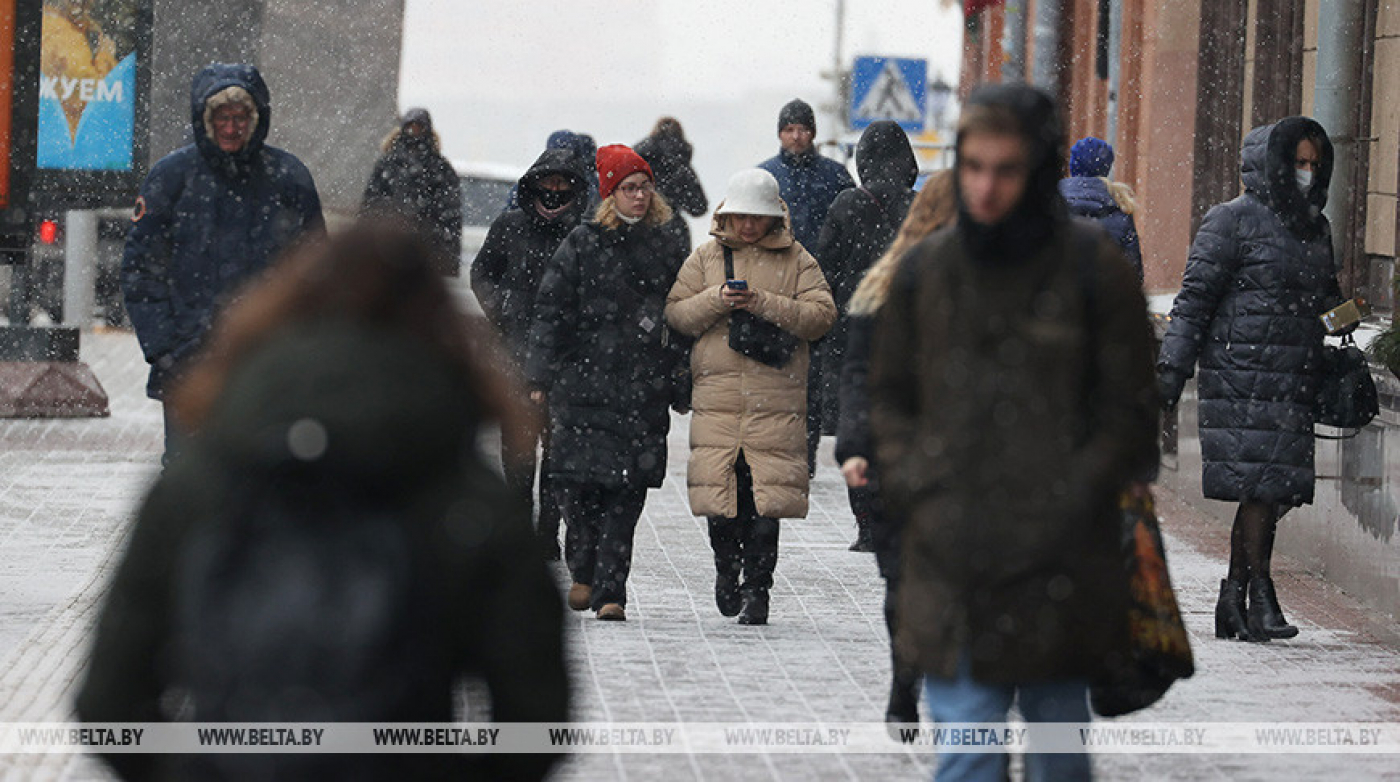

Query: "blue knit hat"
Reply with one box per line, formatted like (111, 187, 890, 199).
(1070, 136, 1114, 177)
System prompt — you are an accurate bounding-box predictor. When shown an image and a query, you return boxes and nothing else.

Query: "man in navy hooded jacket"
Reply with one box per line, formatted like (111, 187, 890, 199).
(122, 63, 324, 461)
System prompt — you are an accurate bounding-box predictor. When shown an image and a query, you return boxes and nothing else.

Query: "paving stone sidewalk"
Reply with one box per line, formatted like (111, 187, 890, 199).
(0, 332, 1396, 781)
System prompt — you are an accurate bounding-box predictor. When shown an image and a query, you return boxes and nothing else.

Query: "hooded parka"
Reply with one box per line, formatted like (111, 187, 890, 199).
(471, 149, 592, 364)
(525, 217, 688, 489)
(869, 83, 1158, 683)
(815, 121, 918, 428)
(361, 115, 464, 275)
(121, 64, 325, 399)
(1159, 117, 1344, 506)
(665, 208, 837, 519)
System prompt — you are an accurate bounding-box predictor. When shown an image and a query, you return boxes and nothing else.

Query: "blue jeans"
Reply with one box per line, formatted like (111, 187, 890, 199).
(923, 655, 1092, 782)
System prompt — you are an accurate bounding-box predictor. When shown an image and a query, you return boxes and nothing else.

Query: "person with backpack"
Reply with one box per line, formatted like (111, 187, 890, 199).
(525, 144, 689, 622)
(836, 169, 956, 727)
(78, 222, 567, 782)
(815, 120, 918, 551)
(665, 168, 836, 626)
(1058, 136, 1144, 283)
(1158, 117, 1345, 644)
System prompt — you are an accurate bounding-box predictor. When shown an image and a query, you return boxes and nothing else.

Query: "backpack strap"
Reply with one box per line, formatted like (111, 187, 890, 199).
(723, 244, 735, 280)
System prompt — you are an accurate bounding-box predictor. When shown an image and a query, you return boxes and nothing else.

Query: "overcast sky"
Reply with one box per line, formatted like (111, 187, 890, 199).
(400, 0, 963, 223)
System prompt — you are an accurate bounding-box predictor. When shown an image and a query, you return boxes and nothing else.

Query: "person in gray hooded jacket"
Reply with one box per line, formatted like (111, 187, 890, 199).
(1158, 116, 1345, 644)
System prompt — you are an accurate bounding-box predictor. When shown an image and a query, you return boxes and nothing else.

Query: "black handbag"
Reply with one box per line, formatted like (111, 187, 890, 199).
(1314, 334, 1378, 435)
(723, 246, 799, 369)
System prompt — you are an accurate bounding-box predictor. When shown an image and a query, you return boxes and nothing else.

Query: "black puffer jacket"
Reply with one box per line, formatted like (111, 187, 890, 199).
(526, 220, 687, 489)
(470, 149, 592, 363)
(635, 133, 707, 218)
(362, 130, 463, 275)
(1159, 117, 1343, 506)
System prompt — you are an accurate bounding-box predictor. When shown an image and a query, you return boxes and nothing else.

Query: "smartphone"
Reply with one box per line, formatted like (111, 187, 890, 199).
(726, 279, 748, 291)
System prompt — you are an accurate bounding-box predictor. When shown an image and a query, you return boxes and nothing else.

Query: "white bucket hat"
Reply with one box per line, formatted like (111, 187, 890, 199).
(716, 169, 785, 217)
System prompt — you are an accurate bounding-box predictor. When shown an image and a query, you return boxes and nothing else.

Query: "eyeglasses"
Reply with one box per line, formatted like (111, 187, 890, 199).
(212, 111, 253, 128)
(616, 183, 654, 197)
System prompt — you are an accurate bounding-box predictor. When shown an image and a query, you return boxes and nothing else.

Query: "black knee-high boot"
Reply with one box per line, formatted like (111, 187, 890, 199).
(708, 516, 743, 617)
(739, 516, 779, 625)
(883, 579, 920, 723)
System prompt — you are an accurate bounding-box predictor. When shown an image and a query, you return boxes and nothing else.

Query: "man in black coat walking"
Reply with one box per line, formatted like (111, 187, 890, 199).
(472, 148, 593, 559)
(362, 108, 464, 275)
(816, 121, 918, 551)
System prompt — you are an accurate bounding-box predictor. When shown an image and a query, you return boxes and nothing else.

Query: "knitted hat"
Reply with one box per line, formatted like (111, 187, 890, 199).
(778, 98, 816, 134)
(595, 144, 653, 199)
(1069, 136, 1114, 177)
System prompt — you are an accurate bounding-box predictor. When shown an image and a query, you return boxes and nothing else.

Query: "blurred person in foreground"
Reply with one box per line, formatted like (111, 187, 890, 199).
(816, 119, 919, 551)
(526, 144, 689, 622)
(79, 222, 567, 781)
(1058, 136, 1144, 283)
(759, 98, 856, 475)
(869, 83, 1158, 781)
(361, 107, 464, 275)
(836, 169, 956, 726)
(666, 168, 836, 625)
(472, 146, 594, 559)
(122, 63, 324, 466)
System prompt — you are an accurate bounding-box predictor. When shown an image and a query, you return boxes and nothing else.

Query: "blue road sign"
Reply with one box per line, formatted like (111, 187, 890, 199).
(850, 56, 927, 133)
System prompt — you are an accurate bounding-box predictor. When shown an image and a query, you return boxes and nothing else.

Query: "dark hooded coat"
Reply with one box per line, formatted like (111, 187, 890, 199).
(470, 149, 592, 364)
(121, 64, 324, 399)
(525, 218, 688, 489)
(76, 322, 567, 782)
(1158, 117, 1344, 506)
(361, 121, 464, 275)
(1058, 175, 1144, 282)
(815, 122, 917, 429)
(869, 83, 1157, 683)
(636, 131, 709, 251)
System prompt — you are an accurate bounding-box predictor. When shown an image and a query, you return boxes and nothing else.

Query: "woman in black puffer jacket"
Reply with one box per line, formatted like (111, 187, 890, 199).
(1158, 116, 1345, 644)
(526, 145, 689, 622)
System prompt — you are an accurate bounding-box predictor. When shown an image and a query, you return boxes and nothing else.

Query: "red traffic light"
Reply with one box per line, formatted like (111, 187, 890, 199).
(38, 219, 59, 245)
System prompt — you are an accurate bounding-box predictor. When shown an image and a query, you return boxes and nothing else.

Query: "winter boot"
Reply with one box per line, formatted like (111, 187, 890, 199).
(848, 524, 875, 552)
(738, 516, 779, 625)
(1247, 576, 1299, 640)
(737, 590, 769, 626)
(1213, 578, 1253, 641)
(886, 664, 921, 727)
(567, 583, 592, 612)
(708, 517, 743, 617)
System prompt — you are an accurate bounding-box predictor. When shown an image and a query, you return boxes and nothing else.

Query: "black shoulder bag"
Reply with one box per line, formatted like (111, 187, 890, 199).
(1314, 333, 1378, 438)
(723, 245, 799, 368)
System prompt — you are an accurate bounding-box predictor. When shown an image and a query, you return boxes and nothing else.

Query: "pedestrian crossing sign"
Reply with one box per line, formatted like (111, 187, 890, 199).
(850, 56, 927, 132)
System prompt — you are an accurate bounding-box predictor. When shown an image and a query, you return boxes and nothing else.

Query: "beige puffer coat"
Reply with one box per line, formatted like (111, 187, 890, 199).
(665, 211, 836, 519)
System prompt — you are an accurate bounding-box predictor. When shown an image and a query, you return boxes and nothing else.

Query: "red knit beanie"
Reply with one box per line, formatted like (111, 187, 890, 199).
(595, 144, 653, 199)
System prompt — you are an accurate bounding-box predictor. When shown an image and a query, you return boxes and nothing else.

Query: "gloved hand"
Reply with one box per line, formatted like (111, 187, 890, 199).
(1157, 366, 1188, 411)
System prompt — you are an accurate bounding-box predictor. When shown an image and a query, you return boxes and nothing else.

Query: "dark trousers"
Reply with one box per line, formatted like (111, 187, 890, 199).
(706, 453, 780, 596)
(161, 400, 184, 469)
(558, 483, 647, 610)
(805, 339, 824, 474)
(501, 421, 560, 542)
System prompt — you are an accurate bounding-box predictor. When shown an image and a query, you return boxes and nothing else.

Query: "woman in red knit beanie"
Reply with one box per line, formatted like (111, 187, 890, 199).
(522, 144, 690, 622)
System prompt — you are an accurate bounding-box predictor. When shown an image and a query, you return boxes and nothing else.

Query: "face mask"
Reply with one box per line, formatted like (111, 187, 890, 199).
(537, 188, 574, 211)
(1296, 169, 1313, 193)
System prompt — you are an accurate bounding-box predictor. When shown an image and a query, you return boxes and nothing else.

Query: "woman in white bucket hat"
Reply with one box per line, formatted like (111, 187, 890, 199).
(665, 169, 836, 625)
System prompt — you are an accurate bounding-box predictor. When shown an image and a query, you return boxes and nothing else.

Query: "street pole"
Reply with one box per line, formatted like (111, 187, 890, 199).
(1313, 0, 1364, 290)
(1106, 0, 1123, 148)
(1002, 0, 1026, 82)
(1030, 0, 1062, 91)
(62, 210, 96, 328)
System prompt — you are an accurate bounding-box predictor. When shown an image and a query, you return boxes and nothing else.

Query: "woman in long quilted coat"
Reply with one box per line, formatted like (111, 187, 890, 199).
(666, 169, 836, 626)
(1158, 117, 1345, 644)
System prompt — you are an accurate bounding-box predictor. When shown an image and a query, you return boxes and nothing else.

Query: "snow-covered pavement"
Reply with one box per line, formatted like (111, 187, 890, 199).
(1, 331, 1396, 780)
